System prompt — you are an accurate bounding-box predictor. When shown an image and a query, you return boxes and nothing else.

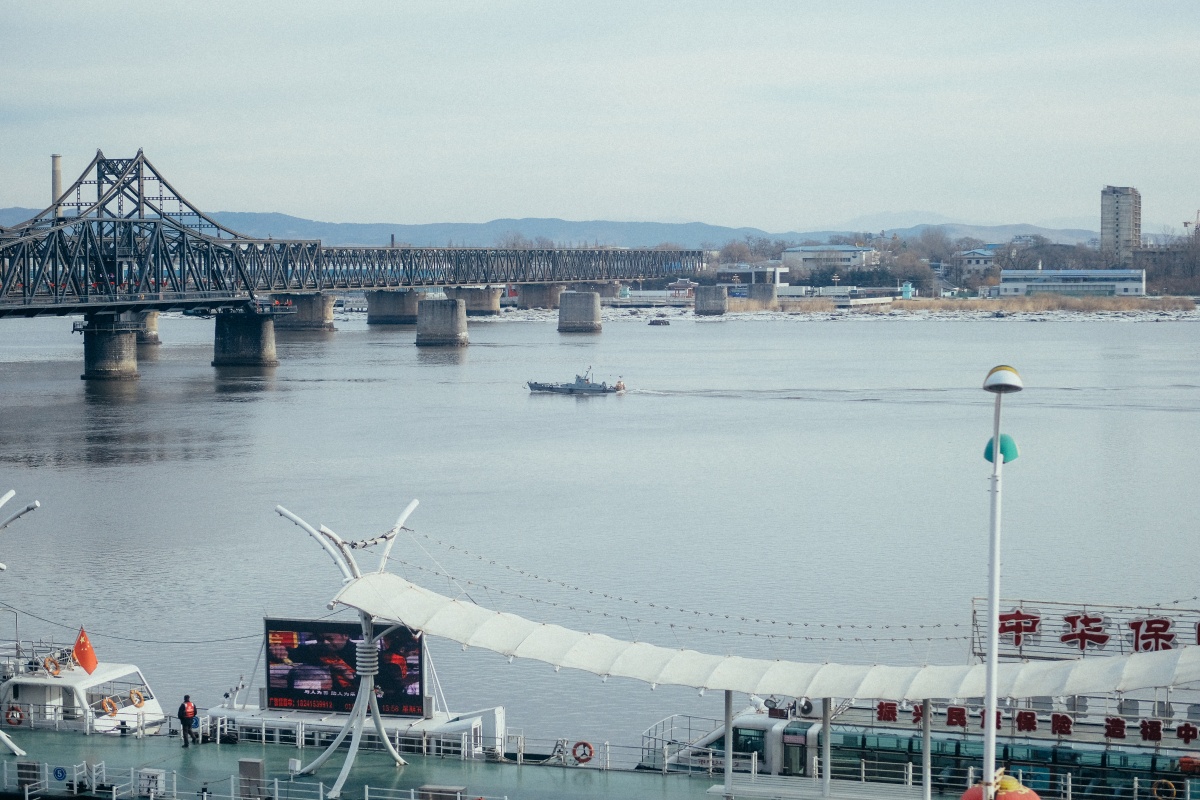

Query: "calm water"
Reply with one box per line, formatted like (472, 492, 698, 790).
(1, 310, 1198, 746)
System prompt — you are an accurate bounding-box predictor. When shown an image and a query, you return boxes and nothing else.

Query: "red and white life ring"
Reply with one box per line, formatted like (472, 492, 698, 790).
(572, 741, 594, 764)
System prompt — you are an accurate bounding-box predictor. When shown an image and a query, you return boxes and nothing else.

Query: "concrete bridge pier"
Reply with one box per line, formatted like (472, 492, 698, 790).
(80, 313, 140, 380)
(747, 283, 779, 311)
(518, 283, 566, 309)
(558, 291, 602, 332)
(212, 312, 279, 367)
(416, 299, 468, 347)
(695, 286, 728, 316)
(366, 290, 421, 325)
(274, 294, 336, 331)
(135, 311, 161, 346)
(443, 286, 502, 316)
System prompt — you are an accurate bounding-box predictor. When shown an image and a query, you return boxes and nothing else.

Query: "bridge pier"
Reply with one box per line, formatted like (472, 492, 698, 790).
(695, 286, 728, 316)
(135, 311, 161, 346)
(443, 286, 502, 316)
(416, 299, 468, 347)
(558, 291, 602, 333)
(80, 313, 140, 381)
(518, 283, 566, 310)
(212, 312, 279, 366)
(274, 294, 336, 331)
(366, 290, 421, 325)
(747, 283, 779, 311)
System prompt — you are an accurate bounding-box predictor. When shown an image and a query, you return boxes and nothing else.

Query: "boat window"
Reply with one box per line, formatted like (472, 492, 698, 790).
(733, 728, 766, 758)
(85, 671, 153, 711)
(783, 722, 810, 737)
(960, 740, 983, 758)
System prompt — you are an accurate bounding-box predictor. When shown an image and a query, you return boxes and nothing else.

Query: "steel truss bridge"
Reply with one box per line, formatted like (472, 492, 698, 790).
(0, 151, 702, 319)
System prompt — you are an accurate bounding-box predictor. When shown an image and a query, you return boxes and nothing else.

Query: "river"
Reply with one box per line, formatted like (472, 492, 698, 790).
(1, 307, 1197, 747)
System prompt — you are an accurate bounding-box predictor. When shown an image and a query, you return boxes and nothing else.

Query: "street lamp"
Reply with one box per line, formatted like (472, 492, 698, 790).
(980, 365, 1023, 800)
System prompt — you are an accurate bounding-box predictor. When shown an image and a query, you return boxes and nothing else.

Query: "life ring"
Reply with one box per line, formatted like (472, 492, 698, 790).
(43, 656, 61, 676)
(1153, 779, 1178, 800)
(5, 706, 23, 726)
(101, 697, 119, 717)
(572, 741, 594, 764)
(129, 689, 145, 708)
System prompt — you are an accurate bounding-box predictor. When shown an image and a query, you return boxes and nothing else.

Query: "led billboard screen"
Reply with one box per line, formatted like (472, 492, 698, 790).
(264, 618, 423, 717)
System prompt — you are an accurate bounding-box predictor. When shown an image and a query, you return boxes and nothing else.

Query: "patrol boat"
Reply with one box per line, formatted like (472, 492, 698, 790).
(527, 367, 625, 394)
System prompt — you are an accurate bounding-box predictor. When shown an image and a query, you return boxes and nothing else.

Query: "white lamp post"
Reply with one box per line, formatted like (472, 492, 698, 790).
(980, 366, 1023, 799)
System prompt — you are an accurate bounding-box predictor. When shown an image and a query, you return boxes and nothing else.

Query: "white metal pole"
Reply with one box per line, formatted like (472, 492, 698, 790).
(723, 690, 733, 800)
(922, 698, 932, 800)
(983, 392, 1004, 800)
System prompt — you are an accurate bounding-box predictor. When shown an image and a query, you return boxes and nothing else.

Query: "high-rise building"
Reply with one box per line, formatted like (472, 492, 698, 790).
(1100, 186, 1141, 265)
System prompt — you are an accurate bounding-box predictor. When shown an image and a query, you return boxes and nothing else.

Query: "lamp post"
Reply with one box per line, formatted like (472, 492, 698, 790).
(980, 366, 1023, 799)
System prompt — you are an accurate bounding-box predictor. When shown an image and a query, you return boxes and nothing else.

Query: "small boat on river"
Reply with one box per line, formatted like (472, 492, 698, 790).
(528, 367, 625, 394)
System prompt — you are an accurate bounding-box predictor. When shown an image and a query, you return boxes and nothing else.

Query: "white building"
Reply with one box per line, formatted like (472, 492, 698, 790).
(988, 269, 1145, 297)
(781, 245, 879, 275)
(1100, 185, 1141, 265)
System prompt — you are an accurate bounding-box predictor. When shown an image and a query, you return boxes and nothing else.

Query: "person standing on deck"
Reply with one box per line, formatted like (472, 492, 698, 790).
(178, 695, 199, 747)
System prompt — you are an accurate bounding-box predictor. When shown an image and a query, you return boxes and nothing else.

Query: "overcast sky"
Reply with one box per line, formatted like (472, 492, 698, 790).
(2, 2, 1197, 233)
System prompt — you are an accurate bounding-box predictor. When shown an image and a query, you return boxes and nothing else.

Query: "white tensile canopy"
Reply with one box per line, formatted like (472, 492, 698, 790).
(334, 572, 1200, 700)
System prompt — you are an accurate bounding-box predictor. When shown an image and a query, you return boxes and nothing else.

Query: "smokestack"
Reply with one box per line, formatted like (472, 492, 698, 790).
(51, 154, 62, 215)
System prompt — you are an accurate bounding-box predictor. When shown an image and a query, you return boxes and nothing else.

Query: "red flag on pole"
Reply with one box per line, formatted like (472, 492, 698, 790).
(73, 627, 98, 674)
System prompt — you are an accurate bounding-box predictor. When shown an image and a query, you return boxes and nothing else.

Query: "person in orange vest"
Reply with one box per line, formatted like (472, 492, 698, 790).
(177, 695, 199, 747)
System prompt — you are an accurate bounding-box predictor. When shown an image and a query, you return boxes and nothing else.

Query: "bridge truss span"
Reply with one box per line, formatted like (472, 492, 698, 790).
(0, 151, 702, 318)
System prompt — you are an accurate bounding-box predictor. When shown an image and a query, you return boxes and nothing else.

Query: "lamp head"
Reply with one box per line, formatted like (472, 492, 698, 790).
(983, 365, 1023, 394)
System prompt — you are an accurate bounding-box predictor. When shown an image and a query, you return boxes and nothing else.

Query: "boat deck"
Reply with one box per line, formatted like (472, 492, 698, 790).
(0, 730, 959, 800)
(0, 730, 717, 800)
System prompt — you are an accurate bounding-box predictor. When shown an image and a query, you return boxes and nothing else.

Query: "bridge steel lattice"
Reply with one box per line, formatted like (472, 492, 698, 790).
(0, 151, 703, 319)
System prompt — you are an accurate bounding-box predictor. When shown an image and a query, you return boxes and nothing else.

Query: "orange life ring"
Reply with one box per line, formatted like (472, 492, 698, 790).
(1153, 779, 1178, 800)
(101, 697, 119, 717)
(5, 706, 23, 726)
(129, 689, 145, 708)
(572, 740, 594, 764)
(43, 656, 61, 676)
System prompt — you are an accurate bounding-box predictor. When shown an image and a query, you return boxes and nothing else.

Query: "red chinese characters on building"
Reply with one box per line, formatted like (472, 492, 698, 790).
(911, 704, 924, 725)
(1140, 719, 1163, 742)
(1129, 618, 1175, 653)
(1060, 613, 1110, 651)
(1015, 710, 1038, 733)
(998, 609, 1041, 647)
(946, 706, 968, 728)
(1177, 722, 1199, 745)
(876, 701, 898, 723)
(1104, 717, 1127, 739)
(1050, 713, 1073, 736)
(979, 710, 1002, 730)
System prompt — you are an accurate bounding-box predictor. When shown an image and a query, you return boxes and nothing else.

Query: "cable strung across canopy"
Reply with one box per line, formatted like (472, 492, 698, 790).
(333, 572, 1200, 701)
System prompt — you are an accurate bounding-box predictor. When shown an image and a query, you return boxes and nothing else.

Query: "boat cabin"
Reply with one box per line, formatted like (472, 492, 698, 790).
(1, 645, 165, 734)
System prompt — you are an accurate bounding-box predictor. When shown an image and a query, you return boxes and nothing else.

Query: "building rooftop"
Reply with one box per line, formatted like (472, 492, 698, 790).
(783, 245, 874, 253)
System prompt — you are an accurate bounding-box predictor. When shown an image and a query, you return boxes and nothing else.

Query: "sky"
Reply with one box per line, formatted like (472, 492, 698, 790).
(2, 1, 1198, 234)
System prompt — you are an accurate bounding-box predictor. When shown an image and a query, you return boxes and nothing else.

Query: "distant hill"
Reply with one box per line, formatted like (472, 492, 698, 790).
(0, 207, 1098, 248)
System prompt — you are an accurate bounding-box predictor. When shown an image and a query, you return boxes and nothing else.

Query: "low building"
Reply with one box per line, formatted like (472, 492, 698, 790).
(953, 248, 997, 276)
(781, 245, 879, 275)
(987, 269, 1145, 297)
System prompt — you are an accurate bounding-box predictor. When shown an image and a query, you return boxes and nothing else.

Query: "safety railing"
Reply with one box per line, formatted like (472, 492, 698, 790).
(809, 756, 1198, 800)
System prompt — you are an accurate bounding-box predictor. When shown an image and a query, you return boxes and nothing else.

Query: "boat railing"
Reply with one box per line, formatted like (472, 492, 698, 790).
(4, 700, 159, 736)
(210, 714, 484, 761)
(0, 639, 76, 680)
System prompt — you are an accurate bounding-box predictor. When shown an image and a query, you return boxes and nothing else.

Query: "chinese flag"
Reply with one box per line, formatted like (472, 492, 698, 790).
(73, 627, 98, 674)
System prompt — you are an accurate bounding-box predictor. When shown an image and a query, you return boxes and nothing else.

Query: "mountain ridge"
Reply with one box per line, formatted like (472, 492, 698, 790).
(0, 207, 1098, 248)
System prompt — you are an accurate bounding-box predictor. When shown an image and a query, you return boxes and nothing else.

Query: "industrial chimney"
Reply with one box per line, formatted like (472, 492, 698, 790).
(51, 154, 62, 216)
